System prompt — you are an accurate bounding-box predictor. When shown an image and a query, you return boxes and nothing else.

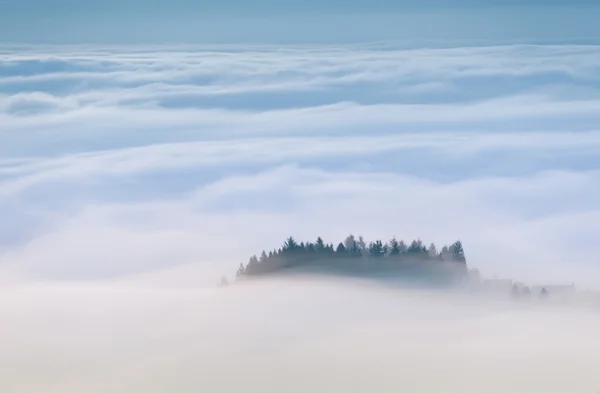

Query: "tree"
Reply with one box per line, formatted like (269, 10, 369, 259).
(315, 237, 326, 252)
(356, 236, 367, 255)
(449, 240, 466, 263)
(428, 243, 438, 258)
(283, 236, 299, 252)
(236, 263, 245, 277)
(368, 240, 387, 257)
(335, 242, 346, 254)
(407, 239, 425, 254)
(245, 255, 259, 275)
(349, 242, 362, 257)
(235, 234, 469, 280)
(440, 245, 452, 261)
(219, 276, 229, 287)
(344, 235, 361, 257)
(398, 240, 408, 253)
(259, 250, 268, 263)
(344, 234, 356, 250)
(388, 237, 401, 256)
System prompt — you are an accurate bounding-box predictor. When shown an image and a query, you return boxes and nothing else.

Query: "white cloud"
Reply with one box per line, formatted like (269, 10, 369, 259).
(2, 44, 600, 84)
(2, 130, 600, 197)
(1, 42, 600, 288)
(2, 166, 599, 288)
(2, 42, 600, 392)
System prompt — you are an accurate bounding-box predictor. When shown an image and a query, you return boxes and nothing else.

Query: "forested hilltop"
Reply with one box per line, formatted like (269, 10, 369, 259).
(233, 235, 468, 284)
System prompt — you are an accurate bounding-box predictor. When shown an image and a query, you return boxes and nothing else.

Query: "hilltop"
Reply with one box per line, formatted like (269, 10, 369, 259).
(228, 235, 468, 287)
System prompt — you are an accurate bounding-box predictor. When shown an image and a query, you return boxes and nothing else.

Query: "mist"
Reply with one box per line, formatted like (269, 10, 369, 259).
(1, 273, 599, 393)
(3, 27, 600, 393)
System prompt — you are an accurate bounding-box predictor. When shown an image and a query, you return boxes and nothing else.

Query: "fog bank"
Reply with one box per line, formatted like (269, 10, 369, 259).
(1, 276, 599, 393)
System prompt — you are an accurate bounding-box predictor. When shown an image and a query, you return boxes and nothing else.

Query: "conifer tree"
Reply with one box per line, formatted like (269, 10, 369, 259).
(368, 240, 387, 257)
(388, 237, 401, 255)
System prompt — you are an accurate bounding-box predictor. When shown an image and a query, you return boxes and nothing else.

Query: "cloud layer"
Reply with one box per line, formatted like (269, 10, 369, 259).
(2, 41, 600, 393)
(2, 279, 600, 393)
(2, 42, 600, 287)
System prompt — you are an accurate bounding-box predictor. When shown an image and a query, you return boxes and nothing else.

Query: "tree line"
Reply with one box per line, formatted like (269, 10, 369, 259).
(234, 234, 467, 278)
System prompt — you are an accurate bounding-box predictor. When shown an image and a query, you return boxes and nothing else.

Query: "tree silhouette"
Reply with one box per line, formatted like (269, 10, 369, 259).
(236, 263, 245, 277)
(428, 243, 438, 259)
(315, 237, 326, 253)
(398, 240, 408, 253)
(235, 235, 469, 281)
(344, 235, 356, 250)
(356, 236, 367, 254)
(259, 251, 268, 263)
(388, 237, 401, 256)
(368, 240, 387, 257)
(283, 236, 299, 252)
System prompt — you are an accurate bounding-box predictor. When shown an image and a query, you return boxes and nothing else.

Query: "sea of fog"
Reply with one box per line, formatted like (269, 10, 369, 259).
(1, 273, 599, 393)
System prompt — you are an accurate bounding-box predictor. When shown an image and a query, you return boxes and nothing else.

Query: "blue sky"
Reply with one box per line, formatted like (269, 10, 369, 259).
(1, 0, 600, 43)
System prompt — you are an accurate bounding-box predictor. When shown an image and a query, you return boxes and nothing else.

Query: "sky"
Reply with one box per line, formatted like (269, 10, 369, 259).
(1, 0, 600, 43)
(2, 2, 600, 392)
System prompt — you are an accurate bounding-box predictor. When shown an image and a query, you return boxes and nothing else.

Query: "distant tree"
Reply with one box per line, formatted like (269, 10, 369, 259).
(235, 234, 469, 280)
(236, 263, 245, 277)
(283, 237, 299, 252)
(368, 240, 387, 257)
(344, 235, 361, 257)
(428, 243, 438, 258)
(540, 287, 549, 298)
(219, 276, 229, 287)
(344, 234, 356, 250)
(259, 250, 268, 263)
(245, 255, 259, 275)
(449, 240, 466, 263)
(357, 236, 367, 254)
(349, 243, 362, 257)
(440, 245, 451, 261)
(315, 237, 326, 252)
(398, 240, 408, 253)
(388, 237, 401, 256)
(407, 239, 426, 256)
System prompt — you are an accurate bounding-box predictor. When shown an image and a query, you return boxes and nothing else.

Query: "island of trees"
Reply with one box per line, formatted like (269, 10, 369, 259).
(230, 235, 468, 286)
